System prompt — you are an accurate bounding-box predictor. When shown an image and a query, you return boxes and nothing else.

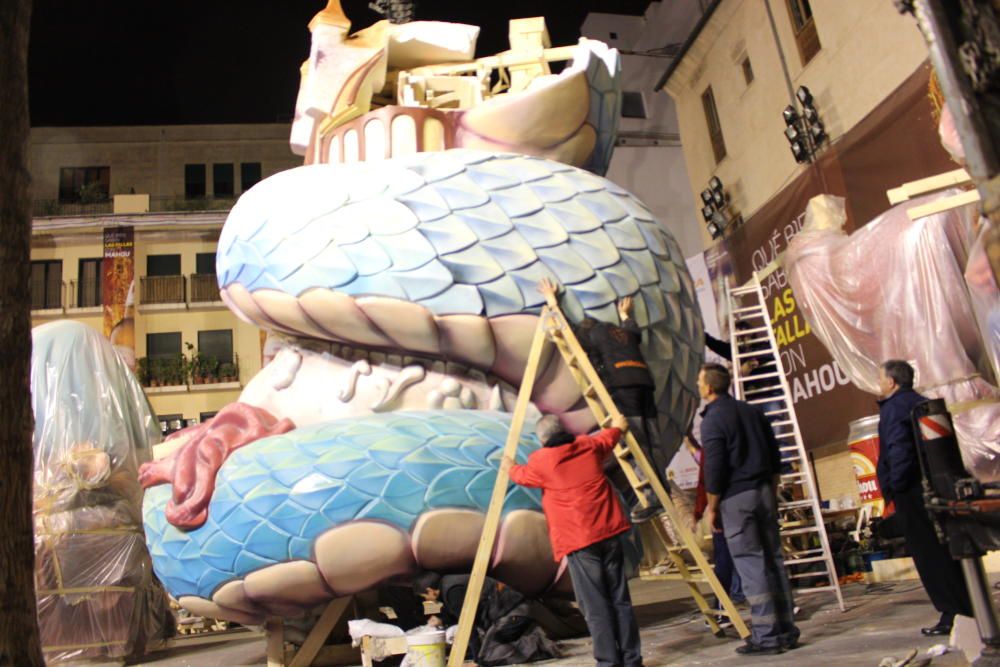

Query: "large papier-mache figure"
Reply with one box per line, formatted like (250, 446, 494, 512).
(141, 2, 703, 624)
(32, 321, 173, 662)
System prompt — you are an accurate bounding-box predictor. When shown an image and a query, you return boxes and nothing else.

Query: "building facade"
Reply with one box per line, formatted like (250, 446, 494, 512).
(29, 123, 301, 435)
(658, 0, 932, 244)
(657, 0, 951, 505)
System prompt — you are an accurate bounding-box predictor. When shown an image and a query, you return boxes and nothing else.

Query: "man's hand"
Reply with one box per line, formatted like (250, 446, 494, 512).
(537, 277, 559, 300)
(617, 295, 634, 321)
(500, 455, 516, 473)
(740, 359, 759, 376)
(703, 506, 723, 534)
(611, 413, 628, 433)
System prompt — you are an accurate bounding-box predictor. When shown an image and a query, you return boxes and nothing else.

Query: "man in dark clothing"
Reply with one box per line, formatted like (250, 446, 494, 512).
(538, 278, 666, 522)
(698, 363, 799, 655)
(504, 413, 642, 667)
(411, 572, 560, 666)
(875, 359, 972, 636)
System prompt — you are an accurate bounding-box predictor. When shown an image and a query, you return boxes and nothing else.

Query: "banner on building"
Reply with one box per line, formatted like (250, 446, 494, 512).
(703, 63, 957, 450)
(103, 226, 136, 370)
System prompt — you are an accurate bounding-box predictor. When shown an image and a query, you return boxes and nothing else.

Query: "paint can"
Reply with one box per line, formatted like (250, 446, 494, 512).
(405, 629, 446, 667)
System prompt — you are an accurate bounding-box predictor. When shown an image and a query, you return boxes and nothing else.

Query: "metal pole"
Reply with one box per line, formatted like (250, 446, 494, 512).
(960, 557, 1000, 666)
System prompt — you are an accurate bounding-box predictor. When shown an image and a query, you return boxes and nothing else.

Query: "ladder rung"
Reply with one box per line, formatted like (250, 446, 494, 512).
(737, 371, 782, 382)
(780, 525, 822, 536)
(789, 570, 832, 580)
(735, 335, 771, 346)
(732, 305, 766, 315)
(779, 500, 815, 509)
(784, 555, 829, 566)
(749, 400, 787, 409)
(770, 419, 795, 427)
(583, 384, 597, 398)
(729, 285, 759, 296)
(735, 326, 771, 335)
(786, 547, 825, 558)
(735, 349, 774, 359)
(764, 409, 789, 417)
(742, 385, 783, 396)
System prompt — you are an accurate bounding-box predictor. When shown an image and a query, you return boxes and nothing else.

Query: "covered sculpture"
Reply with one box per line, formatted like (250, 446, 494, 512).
(785, 193, 1000, 481)
(32, 320, 172, 662)
(142, 6, 703, 625)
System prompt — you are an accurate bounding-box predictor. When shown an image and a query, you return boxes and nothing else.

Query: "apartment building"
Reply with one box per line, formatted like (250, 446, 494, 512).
(29, 123, 301, 434)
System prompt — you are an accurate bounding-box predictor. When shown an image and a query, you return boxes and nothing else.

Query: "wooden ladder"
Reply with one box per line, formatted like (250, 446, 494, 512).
(447, 295, 749, 666)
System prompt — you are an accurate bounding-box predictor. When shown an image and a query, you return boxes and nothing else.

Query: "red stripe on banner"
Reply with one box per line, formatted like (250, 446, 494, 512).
(919, 415, 951, 439)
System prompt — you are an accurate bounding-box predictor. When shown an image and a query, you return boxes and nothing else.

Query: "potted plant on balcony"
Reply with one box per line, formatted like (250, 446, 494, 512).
(136, 357, 150, 387)
(201, 355, 220, 384)
(148, 357, 165, 387)
(219, 361, 237, 383)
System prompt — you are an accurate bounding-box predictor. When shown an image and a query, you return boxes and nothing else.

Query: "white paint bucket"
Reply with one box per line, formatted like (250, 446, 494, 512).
(405, 629, 446, 667)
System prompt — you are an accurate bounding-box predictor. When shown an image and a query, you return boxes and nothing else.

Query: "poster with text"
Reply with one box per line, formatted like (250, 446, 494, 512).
(103, 226, 136, 371)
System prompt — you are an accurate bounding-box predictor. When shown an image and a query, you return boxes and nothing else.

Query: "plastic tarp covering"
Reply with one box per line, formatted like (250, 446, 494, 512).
(31, 320, 173, 662)
(784, 193, 1000, 482)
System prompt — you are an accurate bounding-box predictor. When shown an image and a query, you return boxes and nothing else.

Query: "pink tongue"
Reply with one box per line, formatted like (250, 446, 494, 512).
(139, 402, 295, 529)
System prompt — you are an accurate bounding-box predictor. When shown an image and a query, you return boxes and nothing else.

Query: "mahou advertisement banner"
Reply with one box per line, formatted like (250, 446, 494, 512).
(103, 226, 136, 370)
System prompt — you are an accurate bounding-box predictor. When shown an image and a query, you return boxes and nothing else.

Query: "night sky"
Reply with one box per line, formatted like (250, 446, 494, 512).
(29, 0, 652, 127)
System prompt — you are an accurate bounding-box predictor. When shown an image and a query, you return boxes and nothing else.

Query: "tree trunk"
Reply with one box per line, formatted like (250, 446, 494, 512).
(0, 0, 44, 664)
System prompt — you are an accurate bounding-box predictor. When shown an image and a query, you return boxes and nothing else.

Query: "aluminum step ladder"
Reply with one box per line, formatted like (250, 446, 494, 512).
(726, 275, 845, 612)
(448, 294, 750, 666)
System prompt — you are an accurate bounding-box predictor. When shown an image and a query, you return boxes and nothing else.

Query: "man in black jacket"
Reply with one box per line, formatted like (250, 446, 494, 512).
(699, 362, 799, 655)
(538, 278, 666, 522)
(875, 359, 972, 636)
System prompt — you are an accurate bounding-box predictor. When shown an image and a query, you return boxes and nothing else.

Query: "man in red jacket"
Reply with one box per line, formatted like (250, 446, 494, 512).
(503, 413, 642, 667)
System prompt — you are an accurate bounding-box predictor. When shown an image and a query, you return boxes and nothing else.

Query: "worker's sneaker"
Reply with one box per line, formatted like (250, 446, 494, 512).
(630, 501, 663, 522)
(734, 641, 784, 655)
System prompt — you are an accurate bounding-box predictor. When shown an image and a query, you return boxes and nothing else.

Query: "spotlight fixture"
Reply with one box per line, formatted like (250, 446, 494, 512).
(782, 86, 827, 163)
(707, 220, 722, 240)
(782, 105, 798, 125)
(701, 177, 735, 241)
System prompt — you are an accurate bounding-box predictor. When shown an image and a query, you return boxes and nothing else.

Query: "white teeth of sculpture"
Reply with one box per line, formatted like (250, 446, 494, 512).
(239, 336, 519, 427)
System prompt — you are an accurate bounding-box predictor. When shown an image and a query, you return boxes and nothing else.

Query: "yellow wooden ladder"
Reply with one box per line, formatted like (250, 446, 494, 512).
(447, 295, 749, 666)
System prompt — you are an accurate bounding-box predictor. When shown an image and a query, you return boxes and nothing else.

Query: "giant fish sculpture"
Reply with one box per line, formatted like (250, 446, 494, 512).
(142, 10, 703, 625)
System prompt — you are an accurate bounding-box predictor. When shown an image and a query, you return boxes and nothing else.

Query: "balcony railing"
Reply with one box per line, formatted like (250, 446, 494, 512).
(67, 277, 102, 309)
(189, 273, 221, 303)
(33, 195, 238, 218)
(140, 275, 186, 305)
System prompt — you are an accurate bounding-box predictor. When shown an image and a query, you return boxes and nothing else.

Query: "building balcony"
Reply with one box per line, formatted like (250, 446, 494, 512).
(189, 273, 222, 304)
(33, 194, 238, 218)
(140, 275, 187, 308)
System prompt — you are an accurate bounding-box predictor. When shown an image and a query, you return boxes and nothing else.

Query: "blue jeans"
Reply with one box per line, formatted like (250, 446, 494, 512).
(566, 535, 643, 667)
(720, 483, 799, 648)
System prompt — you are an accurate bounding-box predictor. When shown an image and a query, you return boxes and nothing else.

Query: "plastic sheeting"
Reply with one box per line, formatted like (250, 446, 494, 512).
(31, 320, 173, 662)
(785, 193, 1000, 482)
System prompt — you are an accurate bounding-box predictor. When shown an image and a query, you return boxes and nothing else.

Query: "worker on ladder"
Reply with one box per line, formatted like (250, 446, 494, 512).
(538, 278, 668, 522)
